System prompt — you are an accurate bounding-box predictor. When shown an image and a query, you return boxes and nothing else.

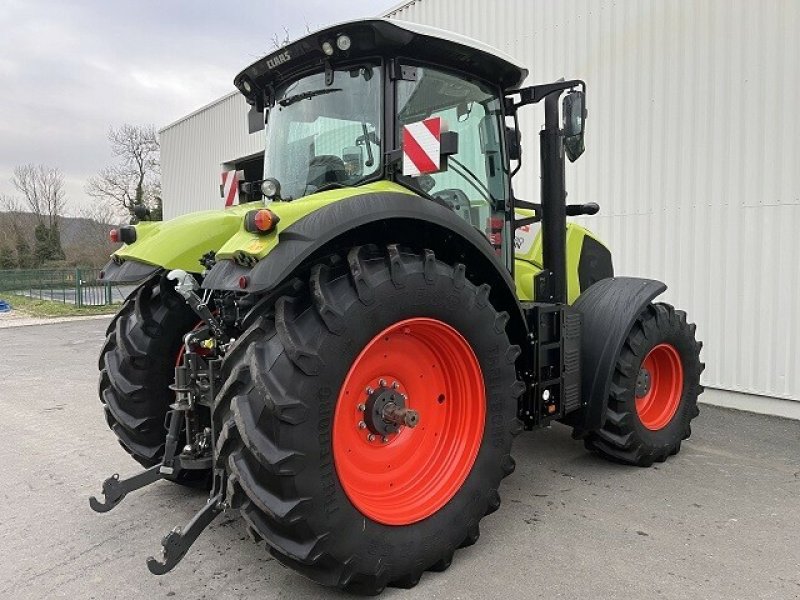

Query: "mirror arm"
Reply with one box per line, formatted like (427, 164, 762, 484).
(507, 79, 586, 112)
(514, 199, 541, 211)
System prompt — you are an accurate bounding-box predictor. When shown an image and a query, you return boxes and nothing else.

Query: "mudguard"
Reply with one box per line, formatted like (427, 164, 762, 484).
(204, 191, 516, 296)
(99, 257, 161, 283)
(570, 276, 667, 431)
(203, 190, 529, 354)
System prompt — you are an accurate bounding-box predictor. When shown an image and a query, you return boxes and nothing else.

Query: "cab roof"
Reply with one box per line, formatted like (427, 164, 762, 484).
(234, 18, 528, 104)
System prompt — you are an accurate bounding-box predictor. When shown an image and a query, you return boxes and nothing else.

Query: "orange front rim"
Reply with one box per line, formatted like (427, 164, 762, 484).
(635, 343, 684, 431)
(332, 318, 485, 526)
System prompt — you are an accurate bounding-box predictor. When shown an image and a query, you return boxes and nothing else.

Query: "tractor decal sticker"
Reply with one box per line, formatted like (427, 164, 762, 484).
(220, 170, 241, 207)
(402, 117, 441, 176)
(265, 49, 291, 70)
(514, 212, 539, 255)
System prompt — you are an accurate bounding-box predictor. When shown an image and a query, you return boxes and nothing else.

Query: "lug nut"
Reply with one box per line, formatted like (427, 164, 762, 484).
(379, 378, 386, 387)
(391, 381, 399, 389)
(382, 436, 389, 443)
(366, 386, 373, 395)
(357, 403, 366, 412)
(367, 434, 376, 442)
(358, 421, 366, 429)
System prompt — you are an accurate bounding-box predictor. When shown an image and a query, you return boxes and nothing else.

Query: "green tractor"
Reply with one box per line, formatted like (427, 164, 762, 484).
(91, 18, 703, 593)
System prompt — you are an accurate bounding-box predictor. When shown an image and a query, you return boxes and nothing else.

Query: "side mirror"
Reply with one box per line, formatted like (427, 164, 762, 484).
(562, 91, 586, 162)
(505, 126, 522, 162)
(342, 146, 364, 177)
(247, 105, 265, 133)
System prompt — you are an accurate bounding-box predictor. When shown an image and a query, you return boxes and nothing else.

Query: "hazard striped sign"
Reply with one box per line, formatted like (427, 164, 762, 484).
(220, 170, 241, 207)
(402, 117, 441, 176)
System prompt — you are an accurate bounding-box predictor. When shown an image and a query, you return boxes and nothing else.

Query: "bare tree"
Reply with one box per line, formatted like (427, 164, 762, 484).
(270, 26, 291, 49)
(10, 165, 67, 262)
(0, 194, 27, 238)
(86, 124, 161, 218)
(11, 164, 67, 230)
(0, 194, 27, 268)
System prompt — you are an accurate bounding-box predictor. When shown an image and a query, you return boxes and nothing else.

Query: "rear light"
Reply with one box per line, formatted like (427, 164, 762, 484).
(244, 209, 280, 234)
(110, 226, 136, 244)
(119, 225, 137, 244)
(487, 217, 504, 255)
(238, 275, 249, 289)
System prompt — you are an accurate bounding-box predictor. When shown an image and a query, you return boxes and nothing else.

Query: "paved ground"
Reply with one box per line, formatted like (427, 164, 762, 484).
(0, 312, 112, 329)
(1, 318, 798, 600)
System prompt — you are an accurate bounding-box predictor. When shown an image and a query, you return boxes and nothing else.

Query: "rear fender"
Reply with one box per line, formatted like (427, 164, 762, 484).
(569, 277, 667, 431)
(203, 191, 529, 358)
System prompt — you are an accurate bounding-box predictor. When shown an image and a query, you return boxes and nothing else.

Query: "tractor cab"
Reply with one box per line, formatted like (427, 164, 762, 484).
(234, 18, 600, 299)
(235, 19, 527, 249)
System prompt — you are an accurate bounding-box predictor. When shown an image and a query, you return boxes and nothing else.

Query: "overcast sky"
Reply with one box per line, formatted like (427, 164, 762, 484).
(0, 0, 398, 215)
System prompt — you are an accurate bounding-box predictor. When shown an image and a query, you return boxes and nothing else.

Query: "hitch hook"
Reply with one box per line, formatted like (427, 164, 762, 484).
(89, 465, 163, 513)
(146, 493, 224, 575)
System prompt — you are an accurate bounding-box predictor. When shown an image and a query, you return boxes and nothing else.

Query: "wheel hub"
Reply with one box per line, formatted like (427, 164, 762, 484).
(361, 381, 419, 439)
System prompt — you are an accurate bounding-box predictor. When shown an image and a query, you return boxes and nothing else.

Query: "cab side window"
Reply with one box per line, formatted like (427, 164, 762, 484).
(396, 66, 508, 233)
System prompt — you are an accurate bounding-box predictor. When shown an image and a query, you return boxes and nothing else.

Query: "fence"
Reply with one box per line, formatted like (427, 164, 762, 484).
(0, 268, 131, 307)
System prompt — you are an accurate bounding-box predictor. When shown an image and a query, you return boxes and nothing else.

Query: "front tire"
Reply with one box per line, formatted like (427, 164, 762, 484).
(213, 245, 523, 593)
(98, 273, 203, 479)
(584, 302, 704, 466)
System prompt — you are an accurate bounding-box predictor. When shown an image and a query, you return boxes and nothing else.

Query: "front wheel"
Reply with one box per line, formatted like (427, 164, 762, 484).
(213, 246, 523, 594)
(584, 302, 704, 466)
(98, 273, 209, 483)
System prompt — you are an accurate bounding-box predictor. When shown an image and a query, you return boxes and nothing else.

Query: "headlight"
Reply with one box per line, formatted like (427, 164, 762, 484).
(321, 41, 334, 56)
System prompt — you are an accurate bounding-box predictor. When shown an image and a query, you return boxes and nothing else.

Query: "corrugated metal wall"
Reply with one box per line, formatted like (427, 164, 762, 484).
(160, 91, 262, 220)
(387, 0, 800, 401)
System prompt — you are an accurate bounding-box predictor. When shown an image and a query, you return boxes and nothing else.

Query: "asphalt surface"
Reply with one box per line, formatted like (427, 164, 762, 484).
(1, 318, 799, 600)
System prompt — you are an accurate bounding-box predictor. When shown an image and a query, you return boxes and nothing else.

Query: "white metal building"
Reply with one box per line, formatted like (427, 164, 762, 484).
(159, 0, 800, 410)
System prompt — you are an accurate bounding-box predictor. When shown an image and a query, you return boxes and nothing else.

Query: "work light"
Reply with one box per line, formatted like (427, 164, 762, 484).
(260, 178, 280, 199)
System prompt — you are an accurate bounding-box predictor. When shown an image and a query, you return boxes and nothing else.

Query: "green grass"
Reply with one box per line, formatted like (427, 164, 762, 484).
(5, 294, 118, 318)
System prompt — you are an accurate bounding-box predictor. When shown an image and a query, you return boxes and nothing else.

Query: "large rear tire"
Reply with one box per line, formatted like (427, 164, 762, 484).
(583, 302, 704, 466)
(213, 245, 523, 594)
(98, 273, 205, 481)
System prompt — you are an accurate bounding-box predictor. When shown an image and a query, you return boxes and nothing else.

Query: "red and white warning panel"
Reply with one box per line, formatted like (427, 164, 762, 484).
(220, 170, 242, 207)
(402, 117, 442, 176)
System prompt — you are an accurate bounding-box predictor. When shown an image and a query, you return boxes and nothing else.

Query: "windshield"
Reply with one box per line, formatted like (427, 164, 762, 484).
(264, 64, 382, 200)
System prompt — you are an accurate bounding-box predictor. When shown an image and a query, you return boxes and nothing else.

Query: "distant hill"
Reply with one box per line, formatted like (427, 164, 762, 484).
(0, 211, 123, 267)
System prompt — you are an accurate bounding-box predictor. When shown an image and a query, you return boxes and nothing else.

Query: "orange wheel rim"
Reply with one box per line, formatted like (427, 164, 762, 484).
(332, 318, 485, 526)
(635, 343, 684, 431)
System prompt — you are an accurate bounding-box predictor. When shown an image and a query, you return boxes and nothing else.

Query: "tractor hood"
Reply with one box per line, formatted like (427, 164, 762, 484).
(235, 18, 528, 107)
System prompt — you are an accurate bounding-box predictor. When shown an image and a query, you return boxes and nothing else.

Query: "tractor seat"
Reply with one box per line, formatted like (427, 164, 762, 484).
(307, 155, 347, 189)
